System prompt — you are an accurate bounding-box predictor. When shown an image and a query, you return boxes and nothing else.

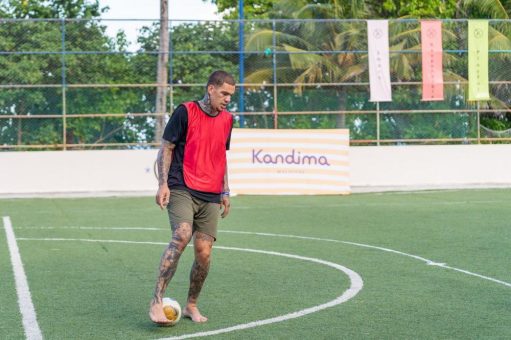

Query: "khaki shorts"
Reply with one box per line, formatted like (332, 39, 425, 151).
(167, 189, 220, 240)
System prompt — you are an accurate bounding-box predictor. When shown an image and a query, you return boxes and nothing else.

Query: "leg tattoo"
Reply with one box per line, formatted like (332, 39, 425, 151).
(187, 260, 210, 304)
(187, 232, 213, 304)
(152, 223, 192, 304)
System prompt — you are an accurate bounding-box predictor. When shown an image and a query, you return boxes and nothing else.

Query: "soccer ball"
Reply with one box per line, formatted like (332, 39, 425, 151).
(162, 298, 182, 325)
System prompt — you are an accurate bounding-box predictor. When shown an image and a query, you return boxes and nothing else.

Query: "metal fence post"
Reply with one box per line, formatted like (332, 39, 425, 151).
(238, 0, 245, 127)
(272, 19, 278, 129)
(61, 18, 67, 150)
(477, 101, 481, 144)
(376, 102, 380, 146)
(169, 19, 173, 115)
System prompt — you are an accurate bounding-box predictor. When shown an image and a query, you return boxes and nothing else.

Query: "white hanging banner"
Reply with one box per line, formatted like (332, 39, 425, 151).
(367, 20, 392, 102)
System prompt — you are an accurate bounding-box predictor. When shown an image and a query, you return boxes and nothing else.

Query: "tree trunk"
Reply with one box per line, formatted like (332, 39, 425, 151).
(17, 118, 22, 145)
(155, 0, 169, 143)
(17, 101, 26, 145)
(336, 88, 346, 128)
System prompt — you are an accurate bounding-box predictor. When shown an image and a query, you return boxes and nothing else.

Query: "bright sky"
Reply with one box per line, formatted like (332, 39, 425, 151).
(98, 0, 221, 47)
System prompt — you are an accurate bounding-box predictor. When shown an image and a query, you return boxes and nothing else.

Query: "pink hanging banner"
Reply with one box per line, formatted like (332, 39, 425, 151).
(421, 20, 444, 101)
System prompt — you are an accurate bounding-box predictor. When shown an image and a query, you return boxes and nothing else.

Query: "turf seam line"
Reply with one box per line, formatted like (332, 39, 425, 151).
(2, 216, 43, 340)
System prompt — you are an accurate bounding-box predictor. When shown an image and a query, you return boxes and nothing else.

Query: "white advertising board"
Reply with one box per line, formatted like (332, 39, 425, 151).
(228, 129, 350, 195)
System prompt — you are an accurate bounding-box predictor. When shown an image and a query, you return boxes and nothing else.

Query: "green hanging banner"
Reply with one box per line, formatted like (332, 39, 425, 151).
(468, 20, 490, 101)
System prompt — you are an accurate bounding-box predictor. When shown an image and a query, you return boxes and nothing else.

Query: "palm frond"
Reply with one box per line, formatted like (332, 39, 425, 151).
(243, 69, 273, 87)
(283, 44, 325, 69)
(340, 63, 367, 82)
(488, 26, 511, 51)
(462, 0, 509, 19)
(245, 29, 315, 52)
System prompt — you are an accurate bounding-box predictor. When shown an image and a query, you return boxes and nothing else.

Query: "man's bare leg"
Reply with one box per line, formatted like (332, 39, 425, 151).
(149, 223, 192, 325)
(183, 232, 213, 323)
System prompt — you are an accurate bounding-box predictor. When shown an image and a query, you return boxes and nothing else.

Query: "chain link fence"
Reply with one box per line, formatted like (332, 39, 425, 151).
(1, 18, 511, 150)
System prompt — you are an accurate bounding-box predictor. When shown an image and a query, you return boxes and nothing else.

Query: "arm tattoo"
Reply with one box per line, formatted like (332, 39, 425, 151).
(157, 140, 174, 186)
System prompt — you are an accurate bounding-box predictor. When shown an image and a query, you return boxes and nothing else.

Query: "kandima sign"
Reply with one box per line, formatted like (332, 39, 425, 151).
(252, 149, 331, 166)
(229, 128, 350, 195)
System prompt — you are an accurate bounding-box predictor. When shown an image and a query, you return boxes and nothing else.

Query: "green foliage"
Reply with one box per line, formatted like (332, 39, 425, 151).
(0, 0, 239, 148)
(0, 0, 142, 148)
(135, 21, 238, 110)
(377, 0, 458, 18)
(0, 0, 105, 19)
(462, 0, 509, 19)
(2, 0, 511, 147)
(245, 2, 371, 130)
(241, 0, 511, 140)
(204, 0, 276, 19)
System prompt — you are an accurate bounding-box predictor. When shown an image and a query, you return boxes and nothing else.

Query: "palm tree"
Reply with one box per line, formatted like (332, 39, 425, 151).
(460, 0, 511, 134)
(244, 0, 511, 142)
(244, 0, 370, 129)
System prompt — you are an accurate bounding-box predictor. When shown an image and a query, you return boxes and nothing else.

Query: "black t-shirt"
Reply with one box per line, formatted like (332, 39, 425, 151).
(162, 103, 232, 203)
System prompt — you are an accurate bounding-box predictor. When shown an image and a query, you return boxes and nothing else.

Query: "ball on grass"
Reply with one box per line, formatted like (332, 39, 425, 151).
(162, 297, 181, 325)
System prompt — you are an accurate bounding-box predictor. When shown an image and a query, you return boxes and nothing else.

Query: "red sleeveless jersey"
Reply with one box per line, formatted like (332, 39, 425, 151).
(182, 101, 233, 194)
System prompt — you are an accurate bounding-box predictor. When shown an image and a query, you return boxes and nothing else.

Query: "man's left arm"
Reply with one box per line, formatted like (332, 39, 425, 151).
(220, 163, 230, 218)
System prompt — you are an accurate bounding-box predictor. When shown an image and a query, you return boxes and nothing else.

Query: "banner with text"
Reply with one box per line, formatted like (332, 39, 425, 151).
(228, 129, 350, 195)
(421, 20, 444, 101)
(368, 20, 392, 102)
(468, 20, 490, 101)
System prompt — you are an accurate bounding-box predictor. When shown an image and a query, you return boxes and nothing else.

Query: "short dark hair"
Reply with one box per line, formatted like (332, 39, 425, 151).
(207, 70, 235, 88)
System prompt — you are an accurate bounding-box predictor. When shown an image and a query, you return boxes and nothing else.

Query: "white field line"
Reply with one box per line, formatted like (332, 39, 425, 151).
(16, 238, 168, 246)
(160, 246, 363, 340)
(220, 231, 511, 288)
(14, 226, 166, 230)
(15, 228, 511, 289)
(2, 216, 43, 340)
(14, 237, 363, 340)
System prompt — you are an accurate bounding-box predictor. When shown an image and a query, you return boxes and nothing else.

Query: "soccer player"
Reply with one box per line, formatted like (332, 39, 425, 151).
(149, 70, 235, 325)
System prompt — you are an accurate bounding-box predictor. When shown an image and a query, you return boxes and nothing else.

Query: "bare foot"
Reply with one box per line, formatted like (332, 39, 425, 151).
(183, 304, 208, 323)
(149, 300, 174, 326)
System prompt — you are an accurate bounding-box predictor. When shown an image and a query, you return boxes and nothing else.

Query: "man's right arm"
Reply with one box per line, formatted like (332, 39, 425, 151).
(155, 139, 175, 209)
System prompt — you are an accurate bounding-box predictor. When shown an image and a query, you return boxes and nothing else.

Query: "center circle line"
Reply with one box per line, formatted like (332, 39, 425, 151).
(16, 237, 364, 339)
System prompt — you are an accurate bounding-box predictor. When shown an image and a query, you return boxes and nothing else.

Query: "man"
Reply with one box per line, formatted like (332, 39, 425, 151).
(149, 70, 235, 325)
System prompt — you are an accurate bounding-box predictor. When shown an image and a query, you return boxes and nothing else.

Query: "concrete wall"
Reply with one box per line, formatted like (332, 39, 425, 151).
(0, 150, 158, 196)
(350, 145, 511, 192)
(1, 145, 511, 197)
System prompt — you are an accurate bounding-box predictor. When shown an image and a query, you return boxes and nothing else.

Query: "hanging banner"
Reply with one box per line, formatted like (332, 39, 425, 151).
(421, 20, 444, 101)
(228, 129, 350, 195)
(468, 20, 490, 101)
(368, 20, 392, 102)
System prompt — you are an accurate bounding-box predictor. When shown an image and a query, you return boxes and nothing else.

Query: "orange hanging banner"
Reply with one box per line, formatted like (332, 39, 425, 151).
(421, 20, 444, 101)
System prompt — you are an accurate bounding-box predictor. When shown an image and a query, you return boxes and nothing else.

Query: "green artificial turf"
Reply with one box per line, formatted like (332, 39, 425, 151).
(1, 189, 510, 339)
